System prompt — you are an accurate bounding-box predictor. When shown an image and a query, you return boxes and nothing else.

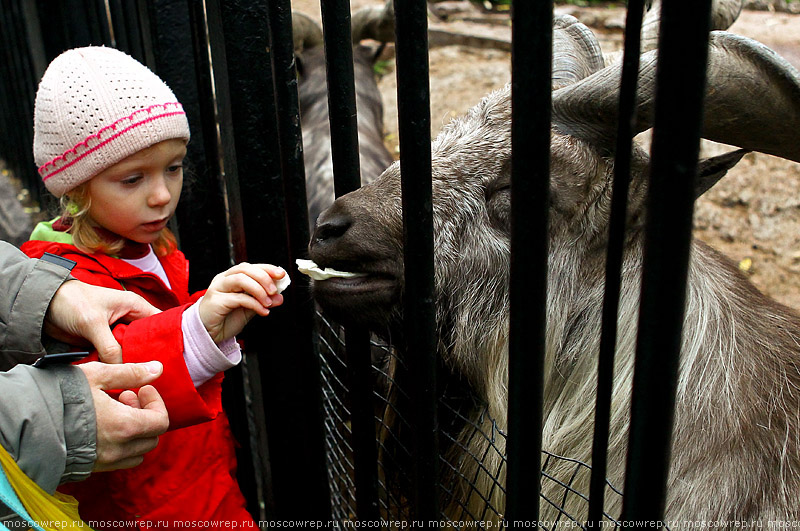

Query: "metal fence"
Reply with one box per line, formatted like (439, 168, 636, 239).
(0, 0, 718, 526)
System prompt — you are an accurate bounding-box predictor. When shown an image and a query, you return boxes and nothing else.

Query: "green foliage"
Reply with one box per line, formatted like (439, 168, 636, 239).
(373, 60, 392, 77)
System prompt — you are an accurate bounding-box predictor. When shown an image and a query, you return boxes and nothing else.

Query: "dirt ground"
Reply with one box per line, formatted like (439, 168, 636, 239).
(292, 1, 800, 311)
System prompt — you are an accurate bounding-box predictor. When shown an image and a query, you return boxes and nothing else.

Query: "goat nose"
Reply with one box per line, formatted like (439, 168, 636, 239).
(313, 214, 351, 243)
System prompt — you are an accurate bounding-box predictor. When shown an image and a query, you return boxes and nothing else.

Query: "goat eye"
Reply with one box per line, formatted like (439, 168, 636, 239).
(485, 177, 511, 201)
(486, 181, 511, 234)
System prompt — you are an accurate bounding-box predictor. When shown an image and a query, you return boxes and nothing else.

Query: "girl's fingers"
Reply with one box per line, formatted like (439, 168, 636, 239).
(217, 264, 281, 297)
(211, 292, 272, 317)
(217, 273, 272, 305)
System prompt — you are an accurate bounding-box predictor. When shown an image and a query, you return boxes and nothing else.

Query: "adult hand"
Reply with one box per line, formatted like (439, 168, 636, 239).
(78, 361, 170, 472)
(45, 280, 160, 363)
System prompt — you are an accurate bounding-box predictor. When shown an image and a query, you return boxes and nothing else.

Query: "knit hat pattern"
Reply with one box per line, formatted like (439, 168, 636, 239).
(33, 46, 190, 197)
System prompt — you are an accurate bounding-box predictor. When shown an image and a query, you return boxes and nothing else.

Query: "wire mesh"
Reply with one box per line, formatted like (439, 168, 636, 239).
(316, 311, 643, 528)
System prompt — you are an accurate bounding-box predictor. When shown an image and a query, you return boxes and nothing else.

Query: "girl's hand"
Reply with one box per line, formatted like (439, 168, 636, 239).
(198, 263, 286, 342)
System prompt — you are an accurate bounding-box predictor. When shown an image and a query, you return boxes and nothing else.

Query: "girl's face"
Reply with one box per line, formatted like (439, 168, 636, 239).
(85, 139, 186, 244)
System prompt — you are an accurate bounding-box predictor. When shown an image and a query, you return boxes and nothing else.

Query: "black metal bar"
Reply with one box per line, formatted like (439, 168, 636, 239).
(144, 0, 231, 291)
(185, 0, 258, 518)
(506, 1, 552, 523)
(0, 0, 38, 200)
(83, 0, 110, 46)
(0, 1, 24, 184)
(136, 0, 156, 69)
(108, 0, 146, 61)
(392, 0, 439, 522)
(320, 0, 380, 520)
(588, 0, 645, 523)
(121, 0, 146, 63)
(109, 0, 130, 50)
(216, 0, 287, 518)
(321, 0, 361, 196)
(59, 0, 94, 47)
(187, 0, 246, 264)
(622, 0, 713, 520)
(20, 0, 47, 79)
(264, 0, 333, 519)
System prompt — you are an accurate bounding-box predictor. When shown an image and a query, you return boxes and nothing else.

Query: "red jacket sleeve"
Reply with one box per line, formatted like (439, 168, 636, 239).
(81, 305, 225, 430)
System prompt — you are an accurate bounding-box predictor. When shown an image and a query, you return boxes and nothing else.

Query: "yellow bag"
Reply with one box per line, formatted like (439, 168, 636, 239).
(0, 444, 93, 530)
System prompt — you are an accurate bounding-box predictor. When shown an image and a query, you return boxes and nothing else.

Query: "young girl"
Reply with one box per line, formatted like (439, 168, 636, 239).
(22, 46, 285, 527)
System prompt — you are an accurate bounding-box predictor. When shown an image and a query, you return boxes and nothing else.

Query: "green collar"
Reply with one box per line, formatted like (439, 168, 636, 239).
(29, 218, 74, 245)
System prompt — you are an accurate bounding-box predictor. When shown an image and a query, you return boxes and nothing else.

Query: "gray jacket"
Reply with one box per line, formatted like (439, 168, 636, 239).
(0, 241, 96, 493)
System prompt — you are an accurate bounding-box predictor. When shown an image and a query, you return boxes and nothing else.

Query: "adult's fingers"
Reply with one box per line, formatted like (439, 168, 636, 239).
(95, 456, 144, 472)
(137, 385, 169, 424)
(118, 389, 141, 409)
(111, 290, 160, 323)
(86, 323, 124, 364)
(125, 386, 170, 439)
(93, 436, 160, 472)
(80, 361, 163, 391)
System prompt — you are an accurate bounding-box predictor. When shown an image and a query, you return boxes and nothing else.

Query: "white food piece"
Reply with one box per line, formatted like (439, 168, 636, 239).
(274, 268, 291, 293)
(296, 258, 366, 281)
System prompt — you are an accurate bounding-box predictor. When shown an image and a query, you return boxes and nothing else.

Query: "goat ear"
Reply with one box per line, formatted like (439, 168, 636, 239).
(552, 31, 800, 164)
(694, 148, 748, 199)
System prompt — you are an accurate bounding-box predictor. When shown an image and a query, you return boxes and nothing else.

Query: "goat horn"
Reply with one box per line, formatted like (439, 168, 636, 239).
(552, 15, 605, 89)
(292, 12, 323, 53)
(641, 0, 744, 54)
(552, 31, 800, 164)
(351, 0, 394, 44)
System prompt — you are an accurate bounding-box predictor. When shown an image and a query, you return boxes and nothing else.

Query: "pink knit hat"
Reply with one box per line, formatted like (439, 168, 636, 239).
(33, 46, 191, 197)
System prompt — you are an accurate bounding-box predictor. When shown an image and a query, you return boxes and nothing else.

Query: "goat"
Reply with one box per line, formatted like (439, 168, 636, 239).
(293, 3, 394, 228)
(304, 11, 800, 522)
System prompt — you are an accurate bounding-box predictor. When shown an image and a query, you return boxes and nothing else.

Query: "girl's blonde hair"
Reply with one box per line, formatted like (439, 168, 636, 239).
(62, 183, 176, 257)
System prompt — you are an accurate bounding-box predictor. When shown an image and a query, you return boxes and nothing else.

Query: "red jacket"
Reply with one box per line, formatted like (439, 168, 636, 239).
(21, 236, 254, 527)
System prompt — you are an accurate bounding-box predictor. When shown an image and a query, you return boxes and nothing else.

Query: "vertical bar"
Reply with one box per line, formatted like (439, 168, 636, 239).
(186, 0, 259, 517)
(84, 0, 112, 46)
(588, 0, 645, 523)
(187, 0, 246, 264)
(392, 0, 438, 522)
(108, 0, 146, 61)
(320, 0, 380, 520)
(622, 0, 713, 520)
(265, 0, 333, 519)
(144, 0, 231, 290)
(1, 0, 38, 202)
(121, 0, 146, 62)
(321, 0, 361, 196)
(110, 0, 132, 50)
(216, 0, 287, 518)
(506, 1, 552, 524)
(136, 0, 157, 68)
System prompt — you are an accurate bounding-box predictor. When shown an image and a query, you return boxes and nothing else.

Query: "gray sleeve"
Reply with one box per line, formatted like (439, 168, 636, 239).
(0, 241, 72, 370)
(0, 364, 97, 493)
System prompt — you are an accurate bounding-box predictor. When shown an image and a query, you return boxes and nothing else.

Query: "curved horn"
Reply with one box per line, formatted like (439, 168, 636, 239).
(552, 15, 605, 89)
(641, 0, 744, 54)
(552, 31, 800, 163)
(292, 12, 323, 52)
(351, 0, 395, 44)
